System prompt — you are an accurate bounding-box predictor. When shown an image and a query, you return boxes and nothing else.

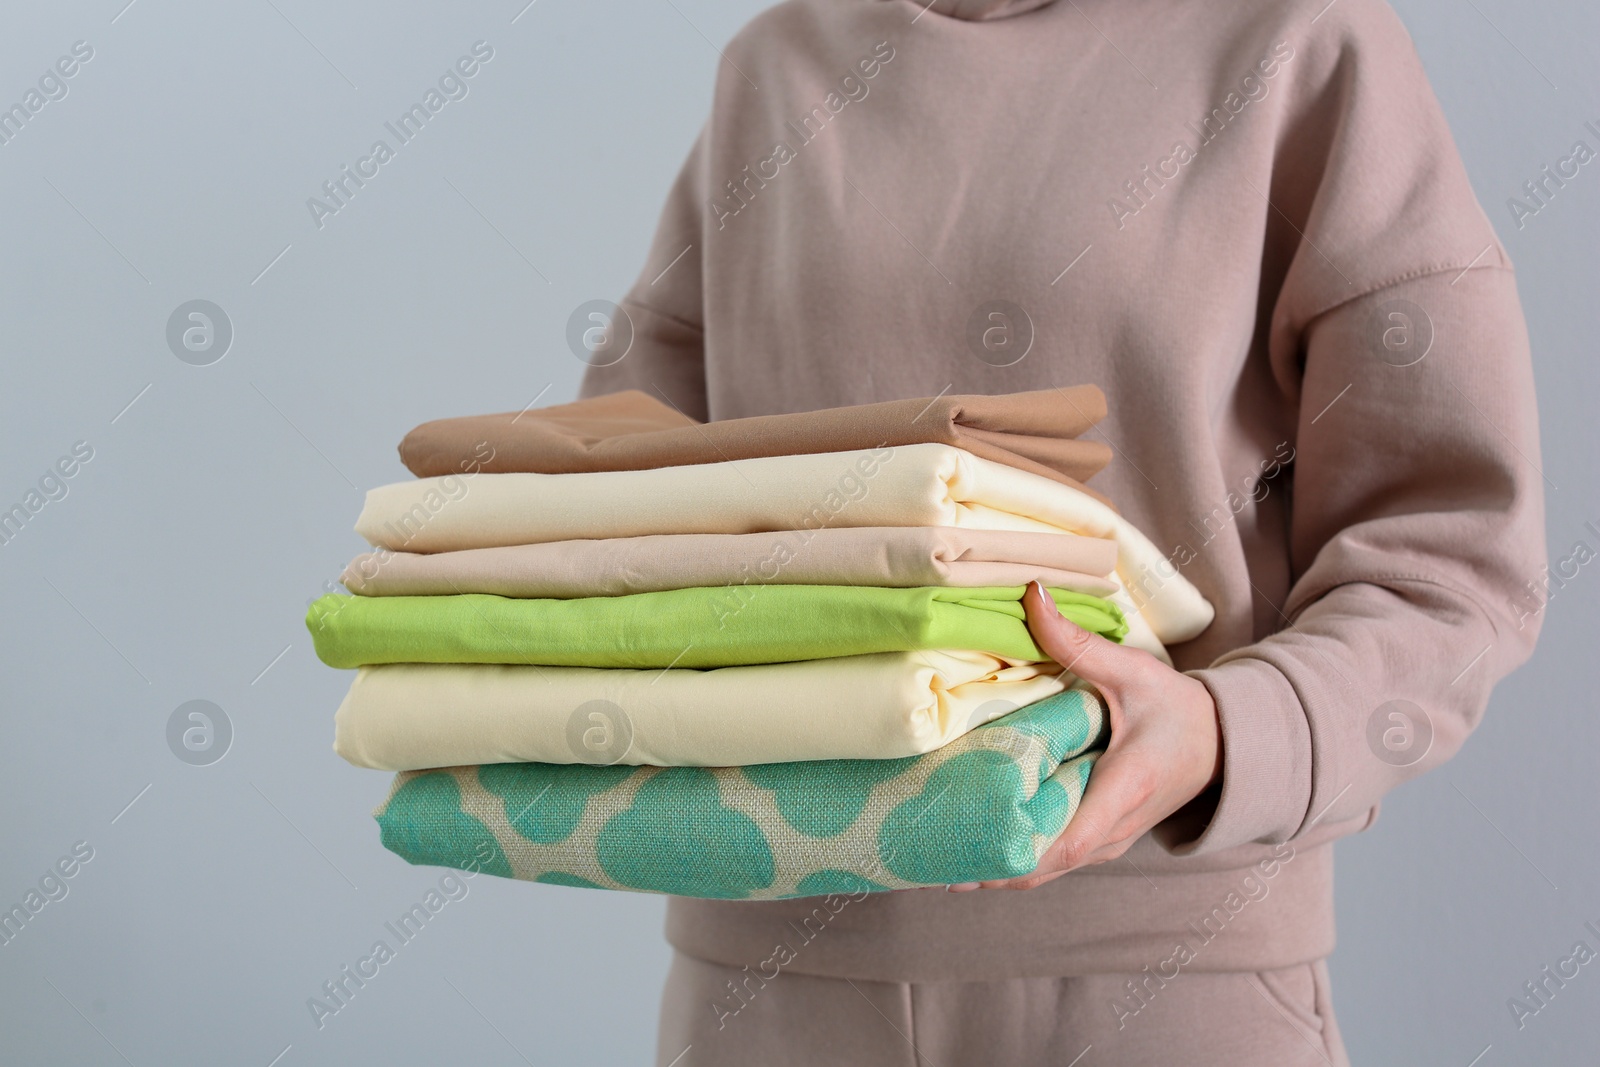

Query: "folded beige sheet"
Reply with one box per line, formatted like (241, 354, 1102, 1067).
(341, 526, 1119, 599)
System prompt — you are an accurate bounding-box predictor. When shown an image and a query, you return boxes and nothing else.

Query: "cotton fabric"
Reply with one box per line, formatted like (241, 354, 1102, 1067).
(579, 0, 1546, 981)
(353, 442, 1214, 646)
(398, 386, 1115, 501)
(374, 688, 1105, 899)
(306, 585, 1126, 669)
(334, 651, 1066, 769)
(341, 525, 1119, 599)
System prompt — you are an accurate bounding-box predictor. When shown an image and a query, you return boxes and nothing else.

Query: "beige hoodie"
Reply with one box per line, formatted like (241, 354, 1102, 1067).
(581, 0, 1545, 979)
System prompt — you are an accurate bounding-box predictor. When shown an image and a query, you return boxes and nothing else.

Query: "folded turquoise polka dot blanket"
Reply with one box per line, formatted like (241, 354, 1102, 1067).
(308, 585, 1125, 669)
(374, 687, 1106, 899)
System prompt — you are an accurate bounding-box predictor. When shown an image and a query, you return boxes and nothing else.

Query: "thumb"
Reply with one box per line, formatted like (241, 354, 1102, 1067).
(1022, 580, 1144, 689)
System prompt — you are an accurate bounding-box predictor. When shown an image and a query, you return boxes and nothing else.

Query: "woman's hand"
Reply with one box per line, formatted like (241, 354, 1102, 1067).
(948, 580, 1222, 892)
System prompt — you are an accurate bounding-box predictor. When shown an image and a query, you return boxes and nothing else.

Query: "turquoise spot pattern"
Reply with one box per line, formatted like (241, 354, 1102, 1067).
(535, 871, 606, 889)
(979, 689, 1097, 759)
(878, 749, 1040, 884)
(1022, 776, 1072, 842)
(597, 769, 775, 898)
(742, 757, 912, 838)
(479, 762, 635, 844)
(795, 870, 891, 897)
(378, 772, 513, 879)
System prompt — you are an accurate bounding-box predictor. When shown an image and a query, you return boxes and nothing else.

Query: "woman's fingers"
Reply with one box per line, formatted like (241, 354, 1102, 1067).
(947, 582, 1222, 894)
(954, 585, 1143, 891)
(1038, 748, 1150, 869)
(964, 745, 1150, 890)
(1022, 580, 1148, 690)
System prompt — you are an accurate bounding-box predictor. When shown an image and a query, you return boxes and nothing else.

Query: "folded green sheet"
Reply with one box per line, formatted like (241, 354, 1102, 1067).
(374, 687, 1106, 899)
(308, 585, 1125, 669)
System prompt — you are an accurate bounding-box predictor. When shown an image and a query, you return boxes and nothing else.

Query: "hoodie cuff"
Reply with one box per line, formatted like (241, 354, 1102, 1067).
(1161, 657, 1314, 855)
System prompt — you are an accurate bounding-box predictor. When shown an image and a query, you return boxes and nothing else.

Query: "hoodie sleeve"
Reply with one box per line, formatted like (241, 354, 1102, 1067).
(1168, 1, 1547, 854)
(579, 129, 710, 420)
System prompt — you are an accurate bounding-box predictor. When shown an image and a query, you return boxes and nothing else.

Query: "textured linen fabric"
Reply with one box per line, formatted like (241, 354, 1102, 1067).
(398, 386, 1115, 501)
(341, 525, 1119, 599)
(353, 442, 1214, 646)
(374, 688, 1105, 899)
(656, 953, 1348, 1067)
(334, 652, 1069, 769)
(578, 0, 1546, 981)
(306, 585, 1126, 669)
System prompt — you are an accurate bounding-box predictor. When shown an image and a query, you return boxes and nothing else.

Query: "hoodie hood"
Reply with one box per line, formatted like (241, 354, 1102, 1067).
(906, 0, 1059, 20)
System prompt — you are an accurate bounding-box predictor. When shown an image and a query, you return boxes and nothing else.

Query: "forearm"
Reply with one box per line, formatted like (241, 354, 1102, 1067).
(1169, 267, 1546, 854)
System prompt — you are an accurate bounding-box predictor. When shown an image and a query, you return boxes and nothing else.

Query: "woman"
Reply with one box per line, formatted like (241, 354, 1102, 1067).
(581, 0, 1545, 1062)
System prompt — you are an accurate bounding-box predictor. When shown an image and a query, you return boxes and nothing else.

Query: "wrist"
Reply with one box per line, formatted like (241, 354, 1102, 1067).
(1206, 688, 1223, 787)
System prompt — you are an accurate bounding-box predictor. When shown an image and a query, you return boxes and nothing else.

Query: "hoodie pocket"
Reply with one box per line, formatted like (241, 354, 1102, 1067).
(1247, 964, 1327, 1039)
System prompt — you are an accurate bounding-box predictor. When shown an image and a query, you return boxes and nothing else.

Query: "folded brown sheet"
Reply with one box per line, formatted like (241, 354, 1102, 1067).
(397, 387, 1114, 500)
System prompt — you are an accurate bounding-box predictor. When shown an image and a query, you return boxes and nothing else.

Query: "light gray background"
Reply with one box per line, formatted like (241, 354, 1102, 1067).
(0, 1, 1594, 1064)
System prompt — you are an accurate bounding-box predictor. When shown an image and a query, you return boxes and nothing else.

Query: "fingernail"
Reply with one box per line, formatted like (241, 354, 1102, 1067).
(947, 882, 979, 892)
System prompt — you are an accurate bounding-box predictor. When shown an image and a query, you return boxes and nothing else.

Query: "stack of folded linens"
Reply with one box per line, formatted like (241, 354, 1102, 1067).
(307, 387, 1213, 899)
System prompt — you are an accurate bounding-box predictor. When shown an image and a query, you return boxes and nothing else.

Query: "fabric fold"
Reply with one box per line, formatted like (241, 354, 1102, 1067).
(397, 386, 1114, 502)
(307, 585, 1126, 669)
(353, 443, 1214, 646)
(341, 526, 1119, 599)
(334, 651, 1068, 770)
(373, 687, 1107, 899)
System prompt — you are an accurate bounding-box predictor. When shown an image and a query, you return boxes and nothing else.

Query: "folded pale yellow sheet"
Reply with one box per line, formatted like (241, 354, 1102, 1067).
(341, 526, 1119, 599)
(353, 443, 1214, 648)
(332, 651, 1068, 770)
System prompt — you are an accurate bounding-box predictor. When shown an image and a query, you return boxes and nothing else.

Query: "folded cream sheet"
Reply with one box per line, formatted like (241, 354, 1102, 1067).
(334, 651, 1068, 770)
